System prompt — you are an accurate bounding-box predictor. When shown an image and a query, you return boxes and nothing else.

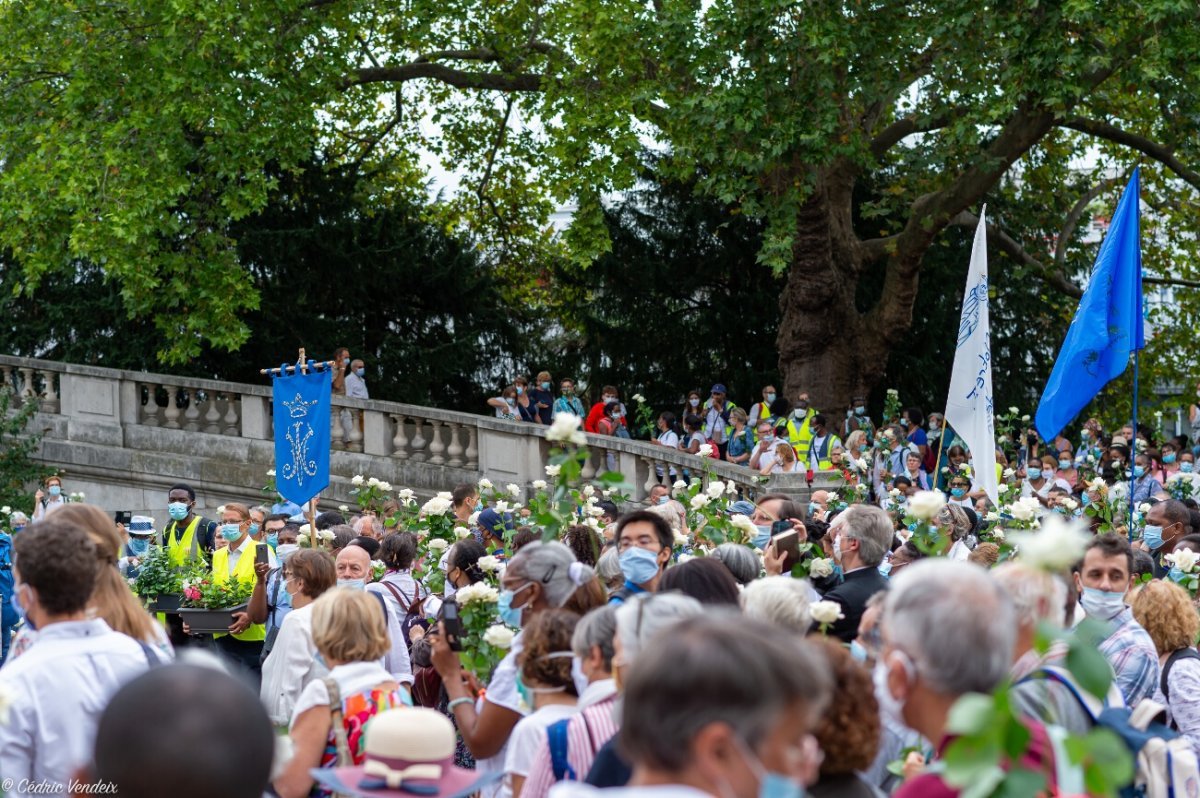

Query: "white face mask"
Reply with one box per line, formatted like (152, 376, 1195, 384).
(873, 654, 911, 731)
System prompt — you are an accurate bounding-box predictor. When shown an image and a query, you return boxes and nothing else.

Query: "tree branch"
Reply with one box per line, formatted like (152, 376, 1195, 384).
(869, 112, 952, 159)
(952, 211, 1081, 298)
(1055, 175, 1123, 265)
(1062, 117, 1200, 191)
(345, 64, 543, 92)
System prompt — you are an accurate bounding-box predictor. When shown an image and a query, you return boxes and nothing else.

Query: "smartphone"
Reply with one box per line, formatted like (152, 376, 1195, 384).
(114, 511, 132, 526)
(255, 543, 269, 565)
(442, 601, 464, 651)
(771, 530, 802, 573)
(770, 519, 793, 536)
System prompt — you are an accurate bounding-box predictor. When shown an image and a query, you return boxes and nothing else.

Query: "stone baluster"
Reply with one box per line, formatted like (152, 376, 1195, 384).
(409, 420, 428, 462)
(580, 449, 597, 481)
(642, 458, 660, 497)
(330, 403, 345, 450)
(18, 367, 35, 407)
(0, 365, 12, 393)
(464, 426, 479, 469)
(163, 386, 182, 429)
(222, 393, 240, 436)
(39, 370, 60, 413)
(427, 420, 446, 465)
(182, 389, 202, 431)
(446, 423, 465, 467)
(140, 384, 161, 426)
(390, 414, 410, 459)
(203, 391, 222, 433)
(346, 409, 364, 452)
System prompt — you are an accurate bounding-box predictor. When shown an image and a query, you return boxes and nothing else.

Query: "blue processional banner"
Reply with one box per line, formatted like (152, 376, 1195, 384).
(272, 367, 332, 507)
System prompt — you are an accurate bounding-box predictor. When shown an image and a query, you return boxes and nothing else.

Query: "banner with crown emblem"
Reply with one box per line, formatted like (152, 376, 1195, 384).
(272, 367, 332, 507)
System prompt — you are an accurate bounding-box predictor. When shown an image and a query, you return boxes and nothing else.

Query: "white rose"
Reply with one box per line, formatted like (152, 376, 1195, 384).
(495, 500, 511, 513)
(266, 469, 276, 477)
(587, 505, 605, 517)
(378, 481, 392, 492)
(420, 496, 453, 516)
(483, 625, 516, 649)
(456, 583, 500, 606)
(673, 480, 687, 490)
(888, 488, 901, 499)
(1021, 415, 1030, 422)
(399, 488, 415, 500)
(545, 464, 562, 477)
(729, 514, 757, 537)
(297, 532, 310, 546)
(985, 511, 1000, 521)
(809, 558, 834, 578)
(532, 479, 548, 490)
(1010, 515, 1091, 571)
(1138, 503, 1152, 515)
(582, 485, 595, 498)
(317, 529, 334, 541)
(547, 413, 588, 445)
(1169, 549, 1200, 572)
(338, 505, 349, 513)
(368, 477, 380, 487)
(478, 478, 493, 490)
(1008, 406, 1019, 414)
(997, 483, 1009, 494)
(907, 491, 946, 521)
(506, 483, 521, 499)
(887, 388, 898, 396)
(454, 526, 472, 540)
(1003, 468, 1015, 479)
(632, 393, 646, 403)
(351, 475, 365, 486)
(809, 600, 845, 625)
(478, 555, 502, 573)
(674, 531, 690, 547)
(468, 511, 481, 526)
(1060, 498, 1078, 511)
(427, 538, 449, 553)
(698, 443, 714, 458)
(0, 506, 9, 515)
(677, 553, 694, 564)
(1008, 497, 1040, 522)
(690, 494, 711, 510)
(437, 491, 453, 501)
(216, 505, 226, 514)
(299, 524, 312, 536)
(992, 529, 1006, 542)
(706, 481, 726, 499)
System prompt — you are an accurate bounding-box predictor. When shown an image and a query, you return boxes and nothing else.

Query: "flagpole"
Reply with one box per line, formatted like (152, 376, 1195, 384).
(1129, 350, 1139, 539)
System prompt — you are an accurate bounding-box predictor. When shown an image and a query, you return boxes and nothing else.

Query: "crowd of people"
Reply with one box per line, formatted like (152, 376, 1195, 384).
(5, 378, 1200, 797)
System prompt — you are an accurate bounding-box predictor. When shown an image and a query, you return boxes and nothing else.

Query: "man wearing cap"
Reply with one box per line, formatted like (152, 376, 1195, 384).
(477, 508, 515, 556)
(701, 383, 737, 459)
(119, 517, 158, 579)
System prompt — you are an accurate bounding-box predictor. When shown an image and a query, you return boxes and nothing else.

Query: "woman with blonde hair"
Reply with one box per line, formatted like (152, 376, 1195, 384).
(764, 441, 801, 474)
(274, 588, 410, 798)
(1132, 580, 1200, 756)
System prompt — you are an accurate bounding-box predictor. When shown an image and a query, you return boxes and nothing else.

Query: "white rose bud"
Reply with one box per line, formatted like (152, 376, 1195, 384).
(351, 475, 365, 486)
(483, 625, 515, 649)
(698, 443, 714, 458)
(507, 483, 521, 498)
(532, 480, 548, 490)
(427, 538, 449, 553)
(907, 491, 946, 521)
(545, 465, 562, 477)
(809, 600, 845, 625)
(454, 527, 472, 540)
(809, 558, 834, 578)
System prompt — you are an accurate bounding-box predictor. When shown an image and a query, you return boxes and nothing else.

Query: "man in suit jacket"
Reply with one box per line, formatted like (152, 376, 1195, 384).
(821, 504, 894, 642)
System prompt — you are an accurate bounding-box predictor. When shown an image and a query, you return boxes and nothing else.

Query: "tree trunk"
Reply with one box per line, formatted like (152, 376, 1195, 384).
(776, 172, 905, 414)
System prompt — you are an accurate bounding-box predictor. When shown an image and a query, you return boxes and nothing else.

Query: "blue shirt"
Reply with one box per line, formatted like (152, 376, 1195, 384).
(607, 580, 647, 606)
(265, 568, 293, 633)
(528, 388, 554, 424)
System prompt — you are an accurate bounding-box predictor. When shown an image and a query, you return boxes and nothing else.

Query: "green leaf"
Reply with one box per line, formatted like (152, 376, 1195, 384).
(946, 693, 999, 736)
(1065, 636, 1114, 699)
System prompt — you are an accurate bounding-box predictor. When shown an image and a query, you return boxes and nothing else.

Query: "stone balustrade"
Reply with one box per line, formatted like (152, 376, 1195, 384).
(0, 354, 840, 516)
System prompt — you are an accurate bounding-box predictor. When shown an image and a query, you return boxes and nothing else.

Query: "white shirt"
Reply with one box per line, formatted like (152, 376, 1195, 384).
(367, 571, 428, 621)
(0, 619, 151, 790)
(226, 538, 278, 575)
(291, 660, 398, 727)
(32, 496, 66, 522)
(503, 704, 580, 798)
(477, 636, 529, 798)
(752, 441, 779, 472)
(345, 371, 369, 399)
(260, 603, 327, 726)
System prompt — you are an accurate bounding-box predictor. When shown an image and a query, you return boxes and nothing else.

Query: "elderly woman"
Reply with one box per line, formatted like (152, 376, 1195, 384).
(260, 549, 338, 727)
(711, 541, 760, 586)
(741, 576, 813, 634)
(936, 503, 974, 561)
(1132, 580, 1200, 757)
(429, 542, 599, 797)
(274, 588, 410, 798)
(808, 639, 882, 797)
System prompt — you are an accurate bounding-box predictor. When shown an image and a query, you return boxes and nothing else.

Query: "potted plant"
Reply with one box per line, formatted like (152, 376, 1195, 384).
(175, 576, 254, 634)
(131, 546, 186, 613)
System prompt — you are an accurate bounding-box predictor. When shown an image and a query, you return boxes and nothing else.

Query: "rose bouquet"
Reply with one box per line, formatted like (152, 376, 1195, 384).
(453, 582, 511, 682)
(1165, 548, 1200, 599)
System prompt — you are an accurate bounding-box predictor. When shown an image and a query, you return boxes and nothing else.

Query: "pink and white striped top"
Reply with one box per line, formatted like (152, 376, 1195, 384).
(520, 680, 620, 798)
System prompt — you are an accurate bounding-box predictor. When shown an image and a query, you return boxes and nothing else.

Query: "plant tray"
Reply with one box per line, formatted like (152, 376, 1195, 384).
(176, 602, 250, 634)
(147, 593, 183, 613)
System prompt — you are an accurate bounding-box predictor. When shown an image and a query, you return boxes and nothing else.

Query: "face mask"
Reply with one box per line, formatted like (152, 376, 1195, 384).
(1164, 453, 1178, 464)
(541, 382, 551, 391)
(1081, 429, 1091, 440)
(850, 640, 869, 663)
(1142, 525, 1164, 551)
(1184, 463, 1195, 473)
(168, 502, 189, 521)
(220, 524, 244, 542)
(855, 406, 867, 416)
(48, 485, 61, 497)
(562, 388, 574, 396)
(619, 547, 662, 585)
(12, 525, 23, 534)
(761, 435, 775, 445)
(832, 534, 843, 563)
(11, 587, 30, 628)
(808, 501, 820, 516)
(792, 409, 805, 419)
(498, 583, 533, 627)
(354, 367, 365, 378)
(951, 488, 966, 498)
(657, 495, 670, 505)
(1134, 466, 1146, 478)
(338, 578, 367, 591)
(248, 523, 260, 537)
(516, 652, 573, 707)
(765, 393, 776, 404)
(505, 398, 516, 407)
(846, 409, 854, 419)
(1169, 566, 1186, 584)
(1081, 493, 1091, 506)
(129, 538, 150, 555)
(1058, 460, 1071, 470)
(900, 418, 910, 428)
(689, 398, 700, 408)
(1079, 586, 1126, 620)
(277, 543, 299, 562)
(752, 525, 772, 550)
(1027, 467, 1042, 480)
(516, 386, 524, 395)
(873, 656, 908, 730)
(266, 533, 279, 548)
(929, 420, 940, 430)
(878, 561, 893, 578)
(734, 739, 807, 798)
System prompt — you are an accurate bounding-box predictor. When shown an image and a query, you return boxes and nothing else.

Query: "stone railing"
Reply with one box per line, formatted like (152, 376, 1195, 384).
(0, 355, 839, 514)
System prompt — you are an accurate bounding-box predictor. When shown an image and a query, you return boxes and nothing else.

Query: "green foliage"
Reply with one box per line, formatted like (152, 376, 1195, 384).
(180, 571, 255, 610)
(0, 389, 50, 515)
(130, 545, 183, 598)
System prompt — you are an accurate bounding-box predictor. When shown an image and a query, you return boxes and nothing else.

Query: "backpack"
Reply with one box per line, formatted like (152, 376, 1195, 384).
(380, 579, 427, 652)
(1029, 666, 1200, 798)
(1159, 648, 1200, 712)
(549, 711, 599, 782)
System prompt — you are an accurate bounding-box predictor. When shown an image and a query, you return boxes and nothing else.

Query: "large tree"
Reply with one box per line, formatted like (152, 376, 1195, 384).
(0, 0, 1197, 410)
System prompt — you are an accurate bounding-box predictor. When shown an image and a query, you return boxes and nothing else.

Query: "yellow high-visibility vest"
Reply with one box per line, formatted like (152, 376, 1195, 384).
(211, 541, 266, 642)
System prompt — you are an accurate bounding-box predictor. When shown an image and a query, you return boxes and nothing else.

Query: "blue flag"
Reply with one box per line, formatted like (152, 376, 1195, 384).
(272, 367, 332, 506)
(1036, 168, 1143, 441)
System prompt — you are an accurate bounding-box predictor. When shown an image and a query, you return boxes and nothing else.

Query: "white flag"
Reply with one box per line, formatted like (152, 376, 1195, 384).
(944, 207, 1000, 509)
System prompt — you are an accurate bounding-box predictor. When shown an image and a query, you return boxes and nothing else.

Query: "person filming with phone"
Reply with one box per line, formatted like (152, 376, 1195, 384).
(810, 505, 894, 643)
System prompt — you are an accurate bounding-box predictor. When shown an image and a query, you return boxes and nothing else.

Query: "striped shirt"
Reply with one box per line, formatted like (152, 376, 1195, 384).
(1098, 607, 1160, 707)
(520, 680, 620, 798)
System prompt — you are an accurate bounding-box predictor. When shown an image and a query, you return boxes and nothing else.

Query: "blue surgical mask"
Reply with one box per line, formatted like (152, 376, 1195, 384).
(765, 393, 776, 404)
(1169, 566, 1186, 584)
(951, 488, 966, 498)
(516, 386, 524, 395)
(855, 406, 866, 416)
(1058, 460, 1071, 470)
(48, 485, 61, 497)
(1184, 463, 1195, 473)
(266, 533, 279, 549)
(736, 739, 807, 798)
(1081, 493, 1091, 506)
(220, 524, 243, 542)
(850, 640, 869, 663)
(1081, 429, 1091, 440)
(900, 418, 910, 428)
(1164, 453, 1178, 464)
(168, 502, 189, 521)
(1134, 465, 1146, 478)
(1142, 525, 1164, 551)
(11, 588, 31, 628)
(878, 561, 893, 578)
(808, 501, 820, 516)
(11, 525, 23, 534)
(129, 538, 150, 555)
(619, 547, 662, 586)
(541, 382, 551, 391)
(1079, 586, 1126, 621)
(338, 578, 367, 591)
(1027, 467, 1043, 480)
(657, 495, 670, 505)
(355, 368, 365, 378)
(752, 524, 772, 550)
(248, 523, 260, 537)
(497, 583, 532, 628)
